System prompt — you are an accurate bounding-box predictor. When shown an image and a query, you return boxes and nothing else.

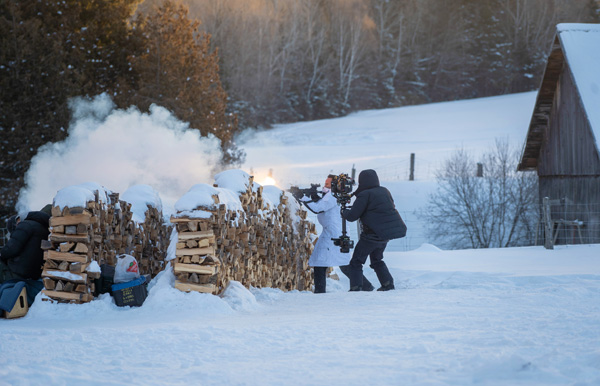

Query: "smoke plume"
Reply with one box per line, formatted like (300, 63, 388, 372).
(17, 94, 223, 216)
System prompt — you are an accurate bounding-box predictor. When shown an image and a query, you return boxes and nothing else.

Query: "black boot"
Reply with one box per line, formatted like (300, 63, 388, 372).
(313, 267, 327, 294)
(377, 281, 395, 291)
(348, 266, 364, 292)
(340, 265, 374, 291)
(362, 280, 375, 291)
(372, 262, 394, 291)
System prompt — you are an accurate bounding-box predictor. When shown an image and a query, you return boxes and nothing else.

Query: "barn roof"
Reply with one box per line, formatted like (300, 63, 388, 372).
(518, 23, 600, 171)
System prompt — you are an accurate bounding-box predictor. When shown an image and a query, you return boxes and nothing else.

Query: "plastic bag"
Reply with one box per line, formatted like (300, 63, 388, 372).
(114, 254, 140, 284)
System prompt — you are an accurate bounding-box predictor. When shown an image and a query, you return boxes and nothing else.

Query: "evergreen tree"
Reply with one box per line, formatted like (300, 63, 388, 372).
(0, 0, 142, 220)
(124, 1, 243, 165)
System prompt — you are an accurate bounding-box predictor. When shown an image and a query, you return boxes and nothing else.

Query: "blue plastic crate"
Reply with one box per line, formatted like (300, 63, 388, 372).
(111, 275, 149, 307)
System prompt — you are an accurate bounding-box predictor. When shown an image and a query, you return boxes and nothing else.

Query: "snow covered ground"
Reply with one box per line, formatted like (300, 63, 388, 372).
(2, 245, 599, 385)
(3, 92, 600, 385)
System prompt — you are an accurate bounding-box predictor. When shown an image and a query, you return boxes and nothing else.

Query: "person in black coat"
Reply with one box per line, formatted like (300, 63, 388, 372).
(0, 211, 50, 284)
(342, 169, 407, 291)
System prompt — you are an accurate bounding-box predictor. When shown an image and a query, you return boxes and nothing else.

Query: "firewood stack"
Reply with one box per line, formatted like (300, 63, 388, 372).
(41, 186, 108, 303)
(122, 185, 172, 278)
(41, 184, 171, 303)
(171, 170, 317, 295)
(133, 204, 171, 277)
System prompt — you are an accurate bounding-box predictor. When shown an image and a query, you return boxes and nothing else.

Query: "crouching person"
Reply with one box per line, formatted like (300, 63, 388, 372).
(342, 169, 407, 292)
(303, 175, 374, 293)
(0, 211, 50, 284)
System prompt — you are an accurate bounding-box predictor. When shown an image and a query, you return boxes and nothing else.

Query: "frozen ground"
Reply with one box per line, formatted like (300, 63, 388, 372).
(1, 244, 599, 386)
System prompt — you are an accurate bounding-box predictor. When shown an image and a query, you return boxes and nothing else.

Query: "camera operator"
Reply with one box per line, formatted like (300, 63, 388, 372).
(342, 169, 406, 291)
(302, 175, 374, 293)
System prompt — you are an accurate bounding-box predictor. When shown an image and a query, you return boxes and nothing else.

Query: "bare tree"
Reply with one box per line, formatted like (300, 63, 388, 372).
(423, 140, 538, 249)
(301, 0, 329, 111)
(136, 0, 599, 127)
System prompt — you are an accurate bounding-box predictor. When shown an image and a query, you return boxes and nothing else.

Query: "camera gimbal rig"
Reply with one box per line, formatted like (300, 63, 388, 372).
(330, 173, 355, 253)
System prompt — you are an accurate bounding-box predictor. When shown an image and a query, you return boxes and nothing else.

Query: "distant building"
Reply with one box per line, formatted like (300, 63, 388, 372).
(518, 23, 600, 244)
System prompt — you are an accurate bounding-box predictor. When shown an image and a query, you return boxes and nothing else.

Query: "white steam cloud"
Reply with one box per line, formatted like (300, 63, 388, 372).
(17, 94, 224, 215)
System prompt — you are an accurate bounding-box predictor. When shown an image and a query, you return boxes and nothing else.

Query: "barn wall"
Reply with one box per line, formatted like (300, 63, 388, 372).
(539, 176, 600, 244)
(538, 66, 600, 177)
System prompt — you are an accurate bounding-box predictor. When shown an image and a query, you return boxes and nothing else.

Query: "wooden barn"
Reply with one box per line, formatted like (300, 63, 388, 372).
(518, 23, 600, 245)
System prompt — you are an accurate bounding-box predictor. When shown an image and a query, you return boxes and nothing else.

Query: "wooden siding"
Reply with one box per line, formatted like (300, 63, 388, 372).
(538, 67, 600, 177)
(539, 176, 600, 205)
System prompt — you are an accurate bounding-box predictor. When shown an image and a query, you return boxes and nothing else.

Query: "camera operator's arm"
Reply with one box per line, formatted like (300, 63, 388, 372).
(304, 191, 337, 213)
(341, 193, 368, 222)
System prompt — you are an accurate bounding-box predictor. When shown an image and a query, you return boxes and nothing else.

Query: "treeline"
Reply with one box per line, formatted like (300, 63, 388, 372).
(141, 0, 599, 127)
(0, 0, 240, 220)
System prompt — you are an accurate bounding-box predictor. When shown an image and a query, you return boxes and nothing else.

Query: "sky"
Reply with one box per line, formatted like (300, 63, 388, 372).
(3, 91, 598, 386)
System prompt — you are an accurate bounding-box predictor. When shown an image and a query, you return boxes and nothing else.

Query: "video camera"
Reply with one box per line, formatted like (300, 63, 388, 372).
(330, 173, 356, 253)
(287, 183, 321, 203)
(330, 173, 354, 206)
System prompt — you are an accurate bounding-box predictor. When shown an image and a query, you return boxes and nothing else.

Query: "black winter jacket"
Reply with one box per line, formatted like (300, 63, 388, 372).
(0, 211, 50, 280)
(342, 169, 406, 241)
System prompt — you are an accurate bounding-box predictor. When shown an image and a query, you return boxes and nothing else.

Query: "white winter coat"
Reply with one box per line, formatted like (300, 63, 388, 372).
(304, 191, 351, 267)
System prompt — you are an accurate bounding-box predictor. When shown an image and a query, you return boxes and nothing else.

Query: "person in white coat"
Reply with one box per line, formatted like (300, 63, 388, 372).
(302, 176, 374, 293)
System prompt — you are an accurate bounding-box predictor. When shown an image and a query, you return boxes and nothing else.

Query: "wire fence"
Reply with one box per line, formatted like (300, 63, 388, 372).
(410, 201, 600, 249)
(538, 201, 600, 246)
(290, 154, 439, 187)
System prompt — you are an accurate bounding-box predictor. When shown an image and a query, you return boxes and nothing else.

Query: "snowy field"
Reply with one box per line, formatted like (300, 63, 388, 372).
(2, 245, 599, 385)
(238, 92, 536, 186)
(3, 92, 600, 385)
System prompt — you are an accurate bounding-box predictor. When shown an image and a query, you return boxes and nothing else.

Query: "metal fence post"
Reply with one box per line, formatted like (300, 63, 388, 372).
(543, 197, 554, 250)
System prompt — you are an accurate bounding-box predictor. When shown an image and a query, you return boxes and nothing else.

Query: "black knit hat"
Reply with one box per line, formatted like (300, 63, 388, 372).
(6, 215, 18, 233)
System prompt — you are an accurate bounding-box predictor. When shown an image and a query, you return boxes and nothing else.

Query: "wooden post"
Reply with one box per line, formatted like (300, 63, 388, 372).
(543, 197, 554, 250)
(409, 153, 415, 181)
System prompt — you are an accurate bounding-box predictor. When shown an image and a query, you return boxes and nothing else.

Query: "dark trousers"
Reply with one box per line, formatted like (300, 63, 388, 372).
(347, 238, 393, 290)
(313, 266, 327, 293)
(339, 265, 374, 291)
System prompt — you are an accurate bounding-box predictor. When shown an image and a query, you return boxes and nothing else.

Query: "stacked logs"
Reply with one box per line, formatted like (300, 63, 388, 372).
(41, 204, 99, 303)
(172, 229, 220, 294)
(41, 185, 171, 303)
(133, 205, 171, 277)
(171, 171, 317, 295)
